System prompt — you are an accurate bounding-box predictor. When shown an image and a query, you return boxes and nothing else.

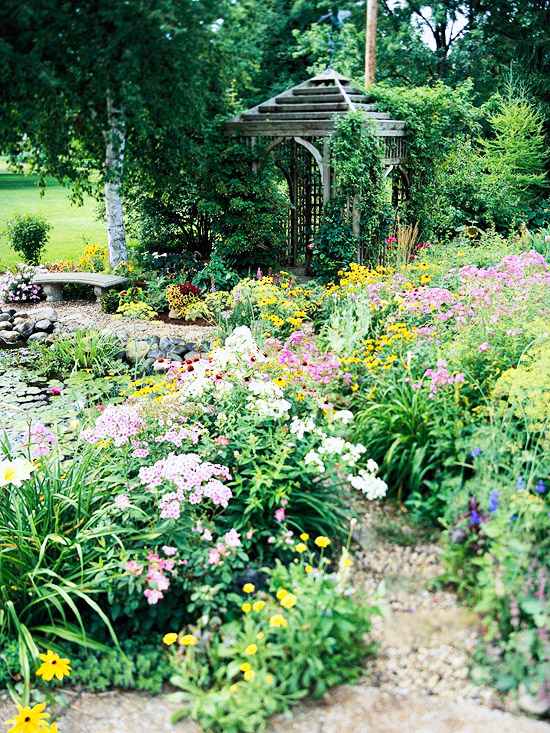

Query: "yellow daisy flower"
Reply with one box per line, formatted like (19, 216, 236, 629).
(314, 536, 331, 548)
(6, 702, 49, 733)
(36, 650, 71, 682)
(280, 593, 297, 609)
(180, 634, 198, 647)
(269, 614, 288, 628)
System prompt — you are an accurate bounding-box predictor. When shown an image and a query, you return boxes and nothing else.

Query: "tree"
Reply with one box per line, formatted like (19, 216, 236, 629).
(0, 0, 220, 267)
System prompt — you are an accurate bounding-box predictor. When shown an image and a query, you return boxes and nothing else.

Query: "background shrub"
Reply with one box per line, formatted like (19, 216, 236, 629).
(5, 214, 51, 264)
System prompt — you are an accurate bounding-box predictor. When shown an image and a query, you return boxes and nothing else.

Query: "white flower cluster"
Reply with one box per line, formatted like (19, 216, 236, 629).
(247, 378, 291, 419)
(347, 459, 388, 500)
(303, 433, 366, 474)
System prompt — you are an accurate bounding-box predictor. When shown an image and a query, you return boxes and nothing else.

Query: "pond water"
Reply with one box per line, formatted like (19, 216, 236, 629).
(0, 348, 121, 442)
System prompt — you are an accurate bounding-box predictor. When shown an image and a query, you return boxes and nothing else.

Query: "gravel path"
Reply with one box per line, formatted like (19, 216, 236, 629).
(13, 300, 215, 342)
(1, 504, 545, 731)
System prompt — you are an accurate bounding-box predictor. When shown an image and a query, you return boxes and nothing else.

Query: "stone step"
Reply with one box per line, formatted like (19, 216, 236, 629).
(277, 93, 345, 104)
(259, 102, 349, 113)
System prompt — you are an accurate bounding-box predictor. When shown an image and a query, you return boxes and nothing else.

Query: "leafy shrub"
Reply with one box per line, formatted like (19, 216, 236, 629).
(193, 252, 240, 292)
(30, 330, 127, 378)
(0, 263, 42, 302)
(5, 214, 51, 264)
(440, 417, 549, 704)
(312, 203, 356, 282)
(354, 372, 463, 520)
(481, 94, 547, 229)
(100, 288, 121, 314)
(142, 274, 170, 313)
(169, 554, 378, 732)
(117, 301, 158, 321)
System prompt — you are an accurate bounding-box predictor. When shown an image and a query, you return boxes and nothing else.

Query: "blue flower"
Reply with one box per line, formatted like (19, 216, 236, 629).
(488, 490, 500, 513)
(535, 480, 546, 495)
(469, 447, 482, 458)
(516, 476, 526, 490)
(469, 510, 481, 526)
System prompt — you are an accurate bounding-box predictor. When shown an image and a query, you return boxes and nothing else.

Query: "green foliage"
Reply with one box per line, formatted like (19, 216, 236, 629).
(370, 82, 481, 241)
(170, 557, 378, 733)
(100, 289, 121, 314)
(211, 139, 288, 272)
(481, 94, 547, 229)
(354, 371, 463, 521)
(319, 291, 372, 355)
(311, 203, 356, 282)
(0, 442, 123, 691)
(440, 415, 549, 701)
(30, 331, 127, 379)
(313, 112, 387, 280)
(193, 252, 240, 292)
(71, 640, 172, 693)
(5, 214, 51, 265)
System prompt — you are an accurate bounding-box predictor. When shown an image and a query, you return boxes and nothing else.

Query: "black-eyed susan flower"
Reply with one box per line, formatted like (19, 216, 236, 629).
(36, 650, 71, 682)
(6, 702, 50, 732)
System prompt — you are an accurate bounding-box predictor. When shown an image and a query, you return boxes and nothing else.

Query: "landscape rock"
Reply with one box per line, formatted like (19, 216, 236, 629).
(126, 338, 151, 363)
(0, 313, 11, 322)
(27, 332, 49, 343)
(14, 320, 36, 338)
(35, 318, 54, 332)
(31, 306, 58, 322)
(0, 330, 20, 344)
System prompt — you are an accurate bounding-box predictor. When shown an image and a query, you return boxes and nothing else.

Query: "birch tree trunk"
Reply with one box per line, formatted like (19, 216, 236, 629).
(104, 91, 128, 267)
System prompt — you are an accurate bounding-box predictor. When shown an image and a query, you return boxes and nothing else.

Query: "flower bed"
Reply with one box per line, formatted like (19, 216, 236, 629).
(1, 235, 549, 729)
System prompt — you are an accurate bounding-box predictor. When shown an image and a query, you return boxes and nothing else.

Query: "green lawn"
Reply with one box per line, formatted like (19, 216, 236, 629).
(0, 159, 106, 269)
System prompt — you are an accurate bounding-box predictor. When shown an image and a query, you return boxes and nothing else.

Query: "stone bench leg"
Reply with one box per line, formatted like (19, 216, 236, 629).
(94, 286, 103, 302)
(43, 284, 64, 302)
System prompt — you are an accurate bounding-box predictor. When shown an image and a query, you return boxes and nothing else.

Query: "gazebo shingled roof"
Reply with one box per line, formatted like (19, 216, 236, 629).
(225, 68, 405, 165)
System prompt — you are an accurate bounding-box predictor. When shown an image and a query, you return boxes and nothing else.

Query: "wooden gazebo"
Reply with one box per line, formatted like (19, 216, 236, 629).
(225, 69, 407, 264)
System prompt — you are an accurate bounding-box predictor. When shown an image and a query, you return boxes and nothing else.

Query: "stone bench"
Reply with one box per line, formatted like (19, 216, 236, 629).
(32, 272, 128, 302)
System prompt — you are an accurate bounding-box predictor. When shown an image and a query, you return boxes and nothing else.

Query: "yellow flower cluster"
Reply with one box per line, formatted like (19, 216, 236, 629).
(363, 322, 415, 371)
(78, 244, 107, 273)
(327, 263, 394, 294)
(239, 273, 317, 337)
(163, 632, 198, 646)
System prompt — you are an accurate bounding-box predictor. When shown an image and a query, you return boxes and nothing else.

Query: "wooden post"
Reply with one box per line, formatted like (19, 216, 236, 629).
(364, 0, 378, 87)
